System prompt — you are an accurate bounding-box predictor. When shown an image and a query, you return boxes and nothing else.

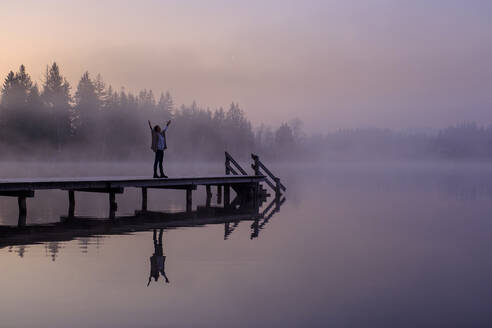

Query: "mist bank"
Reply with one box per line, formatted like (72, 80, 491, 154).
(1, 63, 490, 162)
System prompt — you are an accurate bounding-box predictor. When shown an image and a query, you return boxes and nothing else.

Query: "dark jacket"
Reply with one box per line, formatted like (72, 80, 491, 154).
(150, 127, 168, 152)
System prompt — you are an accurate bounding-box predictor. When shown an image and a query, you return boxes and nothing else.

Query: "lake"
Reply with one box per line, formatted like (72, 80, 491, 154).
(1, 161, 492, 327)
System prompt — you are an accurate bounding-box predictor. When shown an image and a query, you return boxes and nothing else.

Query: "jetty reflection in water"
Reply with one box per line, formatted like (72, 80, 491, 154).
(0, 193, 285, 263)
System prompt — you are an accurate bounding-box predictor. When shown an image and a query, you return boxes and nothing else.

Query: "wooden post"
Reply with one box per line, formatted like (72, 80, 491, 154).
(252, 154, 261, 176)
(141, 187, 148, 212)
(68, 190, 75, 218)
(225, 153, 231, 205)
(186, 188, 192, 213)
(224, 184, 230, 207)
(206, 185, 212, 207)
(217, 185, 222, 204)
(18, 197, 27, 227)
(225, 152, 231, 175)
(109, 191, 117, 219)
(252, 155, 262, 210)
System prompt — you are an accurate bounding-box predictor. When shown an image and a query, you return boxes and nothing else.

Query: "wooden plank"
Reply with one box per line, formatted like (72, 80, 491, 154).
(256, 161, 286, 191)
(0, 175, 265, 192)
(226, 165, 239, 176)
(70, 187, 124, 194)
(0, 190, 34, 197)
(225, 152, 248, 175)
(148, 185, 197, 190)
(263, 178, 276, 191)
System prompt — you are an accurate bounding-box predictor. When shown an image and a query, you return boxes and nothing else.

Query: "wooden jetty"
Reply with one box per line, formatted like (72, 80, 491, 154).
(0, 153, 285, 228)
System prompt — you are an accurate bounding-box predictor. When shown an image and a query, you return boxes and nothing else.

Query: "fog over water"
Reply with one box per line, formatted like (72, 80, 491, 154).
(2, 162, 492, 327)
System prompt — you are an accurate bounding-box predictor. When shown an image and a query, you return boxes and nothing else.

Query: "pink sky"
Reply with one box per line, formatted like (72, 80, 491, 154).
(1, 0, 492, 132)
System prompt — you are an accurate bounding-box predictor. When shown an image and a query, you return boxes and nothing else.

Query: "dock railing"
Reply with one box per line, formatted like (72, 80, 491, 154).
(251, 153, 286, 198)
(225, 152, 285, 199)
(225, 151, 248, 176)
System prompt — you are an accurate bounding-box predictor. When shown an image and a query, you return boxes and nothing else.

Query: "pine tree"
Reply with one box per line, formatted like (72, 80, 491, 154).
(1, 71, 18, 107)
(74, 71, 100, 137)
(0, 66, 34, 108)
(41, 62, 72, 147)
(94, 73, 107, 107)
(75, 71, 98, 109)
(0, 66, 48, 142)
(27, 83, 43, 108)
(16, 65, 33, 92)
(157, 91, 173, 120)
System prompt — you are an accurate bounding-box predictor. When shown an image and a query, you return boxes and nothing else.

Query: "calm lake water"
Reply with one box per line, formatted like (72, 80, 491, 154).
(1, 161, 492, 327)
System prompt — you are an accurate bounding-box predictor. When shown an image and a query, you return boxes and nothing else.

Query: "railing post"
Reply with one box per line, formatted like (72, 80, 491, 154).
(251, 154, 262, 211)
(251, 154, 261, 176)
(224, 153, 231, 207)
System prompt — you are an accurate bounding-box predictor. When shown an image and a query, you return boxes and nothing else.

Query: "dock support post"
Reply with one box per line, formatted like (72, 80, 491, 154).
(186, 188, 193, 213)
(18, 197, 27, 227)
(68, 190, 75, 218)
(206, 185, 212, 207)
(217, 185, 222, 204)
(141, 187, 148, 212)
(109, 191, 117, 219)
(224, 184, 230, 207)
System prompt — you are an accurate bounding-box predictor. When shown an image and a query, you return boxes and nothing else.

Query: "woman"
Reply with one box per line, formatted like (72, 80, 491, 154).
(148, 119, 171, 178)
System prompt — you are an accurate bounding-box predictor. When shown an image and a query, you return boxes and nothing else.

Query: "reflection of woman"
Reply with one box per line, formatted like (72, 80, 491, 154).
(147, 229, 170, 286)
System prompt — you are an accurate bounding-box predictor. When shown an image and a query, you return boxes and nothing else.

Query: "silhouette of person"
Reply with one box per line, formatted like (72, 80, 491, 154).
(148, 120, 171, 178)
(147, 229, 170, 286)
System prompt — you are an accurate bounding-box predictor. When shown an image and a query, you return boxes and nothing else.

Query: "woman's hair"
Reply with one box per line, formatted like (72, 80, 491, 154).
(154, 125, 161, 132)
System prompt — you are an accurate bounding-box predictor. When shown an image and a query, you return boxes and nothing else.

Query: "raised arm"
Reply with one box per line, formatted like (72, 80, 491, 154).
(148, 120, 153, 130)
(162, 120, 171, 132)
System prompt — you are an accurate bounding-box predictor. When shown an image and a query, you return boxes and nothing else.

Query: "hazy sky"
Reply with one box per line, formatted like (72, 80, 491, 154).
(1, 0, 492, 132)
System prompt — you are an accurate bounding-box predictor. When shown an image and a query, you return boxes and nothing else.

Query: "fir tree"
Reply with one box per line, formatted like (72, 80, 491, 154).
(41, 62, 72, 147)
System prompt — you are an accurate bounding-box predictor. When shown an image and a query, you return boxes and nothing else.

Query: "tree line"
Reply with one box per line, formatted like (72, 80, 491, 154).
(309, 123, 492, 161)
(0, 63, 299, 160)
(2, 63, 491, 162)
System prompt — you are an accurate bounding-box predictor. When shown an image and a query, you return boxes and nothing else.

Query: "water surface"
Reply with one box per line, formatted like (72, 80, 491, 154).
(1, 162, 492, 327)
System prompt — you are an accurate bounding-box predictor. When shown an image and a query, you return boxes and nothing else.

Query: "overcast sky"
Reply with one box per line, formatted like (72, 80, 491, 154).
(1, 0, 492, 132)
